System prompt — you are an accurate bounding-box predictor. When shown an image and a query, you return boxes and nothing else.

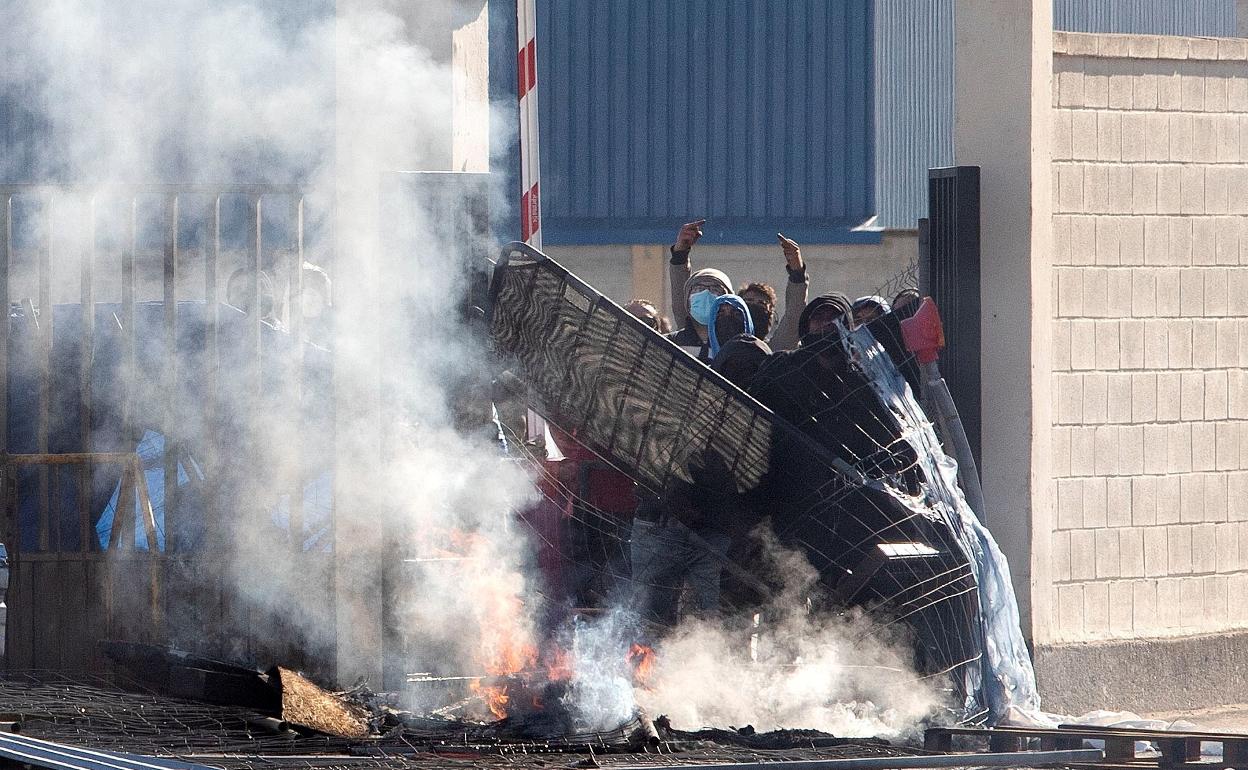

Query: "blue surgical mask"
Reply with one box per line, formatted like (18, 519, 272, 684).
(689, 289, 718, 326)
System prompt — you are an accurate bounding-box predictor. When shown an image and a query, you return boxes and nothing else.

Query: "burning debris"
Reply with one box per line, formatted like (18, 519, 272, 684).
(0, 0, 1046, 757)
(272, 667, 371, 740)
(486, 244, 1039, 728)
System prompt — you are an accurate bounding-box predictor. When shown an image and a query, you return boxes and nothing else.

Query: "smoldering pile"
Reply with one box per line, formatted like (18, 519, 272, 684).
(87, 640, 913, 760)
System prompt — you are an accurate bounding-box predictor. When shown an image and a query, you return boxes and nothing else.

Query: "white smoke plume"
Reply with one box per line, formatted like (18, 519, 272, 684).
(0, 0, 542, 698)
(633, 536, 942, 738)
(2, 0, 945, 739)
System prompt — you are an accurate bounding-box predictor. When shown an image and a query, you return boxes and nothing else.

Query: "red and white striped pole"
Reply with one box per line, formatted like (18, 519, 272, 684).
(516, 0, 542, 250)
(517, 0, 552, 452)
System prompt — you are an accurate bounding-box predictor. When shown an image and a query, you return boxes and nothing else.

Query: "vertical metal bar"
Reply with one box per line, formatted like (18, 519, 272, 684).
(0, 194, 10, 457)
(244, 196, 262, 556)
(162, 195, 178, 552)
(80, 198, 96, 551)
(122, 199, 136, 485)
(287, 196, 304, 550)
(203, 195, 219, 542)
(250, 195, 262, 364)
(37, 196, 53, 552)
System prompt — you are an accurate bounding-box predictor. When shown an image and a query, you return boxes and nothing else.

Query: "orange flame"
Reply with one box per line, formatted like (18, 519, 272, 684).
(544, 646, 574, 682)
(628, 643, 657, 688)
(468, 562, 538, 721)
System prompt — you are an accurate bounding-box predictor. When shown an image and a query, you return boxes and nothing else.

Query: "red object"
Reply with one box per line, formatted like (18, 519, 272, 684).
(519, 426, 637, 600)
(517, 0, 542, 247)
(899, 296, 945, 364)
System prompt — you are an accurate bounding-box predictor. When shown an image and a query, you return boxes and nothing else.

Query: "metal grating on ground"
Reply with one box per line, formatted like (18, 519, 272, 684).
(0, 671, 924, 770)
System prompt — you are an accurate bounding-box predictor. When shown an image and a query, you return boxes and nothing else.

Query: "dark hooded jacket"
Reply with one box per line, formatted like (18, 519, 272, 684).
(796, 292, 853, 342)
(712, 334, 772, 390)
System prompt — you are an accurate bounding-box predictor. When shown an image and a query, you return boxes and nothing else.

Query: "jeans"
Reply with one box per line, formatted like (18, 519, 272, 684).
(630, 518, 731, 627)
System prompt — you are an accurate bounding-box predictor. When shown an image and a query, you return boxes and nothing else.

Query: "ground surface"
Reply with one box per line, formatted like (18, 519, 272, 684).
(1146, 703, 1248, 734)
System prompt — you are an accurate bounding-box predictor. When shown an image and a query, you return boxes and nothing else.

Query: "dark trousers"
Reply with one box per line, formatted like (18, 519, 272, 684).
(629, 517, 731, 627)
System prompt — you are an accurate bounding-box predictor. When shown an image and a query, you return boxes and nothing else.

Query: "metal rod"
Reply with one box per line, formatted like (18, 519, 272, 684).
(287, 196, 304, 549)
(37, 195, 53, 552)
(0, 196, 10, 483)
(162, 195, 178, 550)
(203, 195, 219, 541)
(615, 748, 1106, 770)
(80, 197, 96, 552)
(250, 195, 262, 374)
(122, 200, 136, 457)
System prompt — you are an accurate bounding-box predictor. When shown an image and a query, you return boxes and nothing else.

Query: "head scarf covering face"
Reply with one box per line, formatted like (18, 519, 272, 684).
(682, 267, 733, 319)
(706, 294, 755, 357)
(797, 292, 853, 339)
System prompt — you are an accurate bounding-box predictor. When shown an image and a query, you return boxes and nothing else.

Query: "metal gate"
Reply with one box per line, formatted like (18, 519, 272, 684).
(0, 184, 334, 676)
(918, 166, 981, 469)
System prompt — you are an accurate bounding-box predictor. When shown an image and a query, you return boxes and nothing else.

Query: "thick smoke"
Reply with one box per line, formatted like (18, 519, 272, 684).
(634, 536, 941, 737)
(3, 0, 945, 735)
(1, 0, 540, 695)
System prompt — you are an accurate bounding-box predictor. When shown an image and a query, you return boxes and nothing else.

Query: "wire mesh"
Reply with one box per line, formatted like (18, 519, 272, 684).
(871, 257, 920, 306)
(0, 671, 916, 770)
(487, 243, 987, 716)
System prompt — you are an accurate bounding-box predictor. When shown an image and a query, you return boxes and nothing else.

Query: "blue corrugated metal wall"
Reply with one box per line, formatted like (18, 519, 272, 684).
(874, 0, 953, 231)
(1054, 0, 1235, 36)
(491, 0, 878, 245)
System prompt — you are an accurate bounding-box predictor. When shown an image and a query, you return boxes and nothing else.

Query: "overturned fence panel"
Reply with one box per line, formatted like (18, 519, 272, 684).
(486, 242, 1025, 720)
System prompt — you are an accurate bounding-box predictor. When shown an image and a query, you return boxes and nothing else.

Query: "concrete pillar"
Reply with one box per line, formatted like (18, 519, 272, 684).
(452, 4, 490, 173)
(953, 0, 1054, 642)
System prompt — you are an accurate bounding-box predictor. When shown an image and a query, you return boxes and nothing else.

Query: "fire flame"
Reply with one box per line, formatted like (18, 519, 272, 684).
(544, 645, 574, 682)
(628, 643, 657, 688)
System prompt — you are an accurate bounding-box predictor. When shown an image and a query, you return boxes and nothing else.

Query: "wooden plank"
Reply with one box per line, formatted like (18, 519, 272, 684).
(3, 452, 145, 465)
(1155, 735, 1201, 766)
(111, 461, 135, 551)
(85, 559, 111, 672)
(30, 561, 57, 668)
(7, 555, 33, 669)
(1224, 738, 1248, 767)
(133, 456, 158, 549)
(57, 560, 89, 669)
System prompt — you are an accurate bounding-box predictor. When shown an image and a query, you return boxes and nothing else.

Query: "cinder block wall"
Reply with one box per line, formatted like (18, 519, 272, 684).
(1049, 32, 1248, 643)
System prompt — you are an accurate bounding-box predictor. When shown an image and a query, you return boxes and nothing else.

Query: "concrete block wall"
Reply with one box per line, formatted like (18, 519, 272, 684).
(1050, 31, 1248, 642)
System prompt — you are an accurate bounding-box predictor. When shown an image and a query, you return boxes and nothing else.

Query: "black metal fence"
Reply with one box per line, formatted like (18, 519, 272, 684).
(918, 166, 981, 469)
(0, 184, 333, 674)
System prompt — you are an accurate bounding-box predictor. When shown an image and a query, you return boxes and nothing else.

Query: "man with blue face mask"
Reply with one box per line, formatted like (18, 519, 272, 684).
(668, 268, 733, 361)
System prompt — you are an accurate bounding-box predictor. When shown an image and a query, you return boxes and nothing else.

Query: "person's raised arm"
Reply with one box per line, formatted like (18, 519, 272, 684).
(769, 232, 808, 350)
(668, 219, 705, 324)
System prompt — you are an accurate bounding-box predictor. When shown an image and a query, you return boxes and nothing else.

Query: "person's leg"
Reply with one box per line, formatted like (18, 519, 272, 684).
(629, 518, 685, 627)
(683, 530, 732, 617)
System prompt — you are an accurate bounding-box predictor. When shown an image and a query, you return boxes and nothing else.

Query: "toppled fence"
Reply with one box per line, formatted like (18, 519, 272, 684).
(486, 243, 1032, 719)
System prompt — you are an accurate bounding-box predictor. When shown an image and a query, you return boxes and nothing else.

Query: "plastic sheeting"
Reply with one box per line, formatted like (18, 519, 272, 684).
(843, 324, 1040, 720)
